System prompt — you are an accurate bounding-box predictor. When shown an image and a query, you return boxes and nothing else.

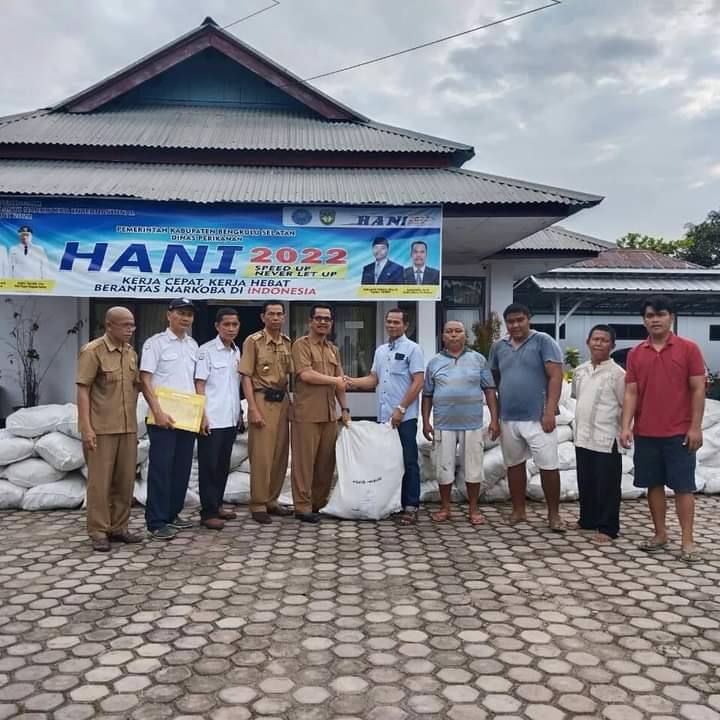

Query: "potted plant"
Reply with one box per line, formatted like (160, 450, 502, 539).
(3, 298, 84, 408)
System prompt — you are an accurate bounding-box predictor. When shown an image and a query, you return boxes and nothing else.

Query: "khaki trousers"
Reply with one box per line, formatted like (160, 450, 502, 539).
(249, 394, 290, 513)
(85, 432, 138, 539)
(291, 421, 337, 513)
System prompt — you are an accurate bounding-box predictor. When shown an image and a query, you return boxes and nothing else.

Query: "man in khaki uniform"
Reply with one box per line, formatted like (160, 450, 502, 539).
(77, 306, 143, 552)
(291, 303, 351, 523)
(239, 302, 294, 524)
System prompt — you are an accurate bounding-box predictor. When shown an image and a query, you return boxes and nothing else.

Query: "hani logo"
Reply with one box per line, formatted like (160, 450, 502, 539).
(319, 210, 336, 226)
(291, 208, 312, 225)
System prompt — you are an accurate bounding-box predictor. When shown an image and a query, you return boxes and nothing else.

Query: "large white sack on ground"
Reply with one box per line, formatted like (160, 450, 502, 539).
(6, 404, 77, 438)
(528, 441, 576, 475)
(696, 425, 720, 466)
(483, 445, 506, 485)
(480, 477, 511, 503)
(621, 474, 644, 499)
(137, 437, 150, 465)
(21, 473, 85, 511)
(224, 471, 251, 504)
(55, 405, 82, 440)
(323, 422, 403, 520)
(527, 469, 578, 502)
(699, 465, 720, 494)
(0, 479, 26, 509)
(0, 431, 35, 465)
(6, 458, 65, 488)
(136, 396, 148, 438)
(34, 432, 85, 472)
(702, 399, 720, 429)
(557, 425, 573, 444)
(133, 476, 201, 507)
(622, 453, 634, 475)
(230, 441, 248, 469)
(419, 476, 468, 503)
(239, 458, 251, 473)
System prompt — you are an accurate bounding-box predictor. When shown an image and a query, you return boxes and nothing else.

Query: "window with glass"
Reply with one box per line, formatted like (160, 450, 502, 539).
(440, 277, 485, 347)
(290, 302, 377, 378)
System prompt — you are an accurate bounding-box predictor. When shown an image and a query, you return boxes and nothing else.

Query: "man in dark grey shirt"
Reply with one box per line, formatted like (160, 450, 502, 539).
(489, 303, 566, 531)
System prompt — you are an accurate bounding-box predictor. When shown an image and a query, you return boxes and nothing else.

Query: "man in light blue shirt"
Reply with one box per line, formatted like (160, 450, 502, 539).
(347, 309, 425, 524)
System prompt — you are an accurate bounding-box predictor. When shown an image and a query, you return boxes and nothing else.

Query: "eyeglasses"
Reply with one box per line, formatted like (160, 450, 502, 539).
(312, 316, 333, 323)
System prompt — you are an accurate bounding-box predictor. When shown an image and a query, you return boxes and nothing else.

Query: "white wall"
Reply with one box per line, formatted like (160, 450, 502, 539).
(0, 296, 89, 417)
(533, 312, 720, 371)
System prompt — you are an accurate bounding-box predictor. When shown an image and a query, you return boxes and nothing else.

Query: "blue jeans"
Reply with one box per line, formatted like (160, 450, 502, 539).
(397, 418, 420, 510)
(145, 426, 196, 531)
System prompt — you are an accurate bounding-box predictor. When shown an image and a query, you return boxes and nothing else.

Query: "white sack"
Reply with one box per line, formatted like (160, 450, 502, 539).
(238, 458, 251, 473)
(323, 422, 403, 520)
(6, 403, 77, 438)
(133, 476, 201, 507)
(0, 479, 26, 509)
(137, 437, 150, 465)
(55, 406, 82, 440)
(483, 445, 506, 485)
(34, 432, 85, 472)
(527, 469, 578, 502)
(699, 465, 720, 494)
(557, 425, 573, 444)
(136, 396, 148, 438)
(21, 473, 85, 511)
(224, 471, 251, 504)
(696, 425, 720, 467)
(702, 399, 720, 430)
(0, 431, 35, 465)
(480, 477, 511, 503)
(230, 441, 248, 470)
(5, 458, 65, 488)
(621, 473, 644, 499)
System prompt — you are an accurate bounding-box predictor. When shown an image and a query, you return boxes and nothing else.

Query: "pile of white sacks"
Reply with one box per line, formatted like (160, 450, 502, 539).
(1, 384, 719, 511)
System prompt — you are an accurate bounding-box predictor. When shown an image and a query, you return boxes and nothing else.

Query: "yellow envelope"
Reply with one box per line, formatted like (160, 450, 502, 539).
(147, 386, 206, 433)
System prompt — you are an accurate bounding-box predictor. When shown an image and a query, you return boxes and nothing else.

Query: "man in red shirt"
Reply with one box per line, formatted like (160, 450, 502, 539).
(620, 295, 706, 563)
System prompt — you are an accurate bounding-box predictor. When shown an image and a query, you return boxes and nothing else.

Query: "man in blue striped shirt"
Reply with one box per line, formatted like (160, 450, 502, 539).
(422, 321, 499, 524)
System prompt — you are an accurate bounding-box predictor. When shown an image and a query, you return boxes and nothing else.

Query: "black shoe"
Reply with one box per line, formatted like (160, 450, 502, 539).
(295, 512, 321, 524)
(109, 532, 144, 544)
(149, 526, 177, 541)
(168, 515, 193, 529)
(91, 537, 111, 552)
(251, 512, 272, 524)
(267, 505, 293, 517)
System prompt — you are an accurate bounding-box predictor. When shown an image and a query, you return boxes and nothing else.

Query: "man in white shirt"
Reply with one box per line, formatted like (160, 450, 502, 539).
(572, 324, 625, 543)
(9, 226, 49, 279)
(140, 297, 199, 540)
(195, 308, 244, 530)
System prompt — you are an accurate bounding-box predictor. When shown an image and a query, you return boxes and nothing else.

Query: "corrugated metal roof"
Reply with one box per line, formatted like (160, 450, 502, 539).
(572, 246, 703, 269)
(0, 106, 470, 155)
(505, 225, 612, 252)
(531, 274, 720, 293)
(0, 160, 603, 206)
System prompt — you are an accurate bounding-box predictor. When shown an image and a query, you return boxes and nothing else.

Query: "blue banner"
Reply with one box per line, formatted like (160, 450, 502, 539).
(0, 198, 442, 300)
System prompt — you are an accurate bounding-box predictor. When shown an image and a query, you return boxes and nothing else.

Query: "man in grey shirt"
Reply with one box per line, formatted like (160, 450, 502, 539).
(489, 303, 567, 531)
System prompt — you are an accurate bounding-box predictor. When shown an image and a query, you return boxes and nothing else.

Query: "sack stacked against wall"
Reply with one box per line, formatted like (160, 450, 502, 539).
(1, 390, 720, 511)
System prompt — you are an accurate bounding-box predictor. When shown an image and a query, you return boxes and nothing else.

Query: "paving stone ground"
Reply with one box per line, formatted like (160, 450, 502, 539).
(1, 496, 719, 720)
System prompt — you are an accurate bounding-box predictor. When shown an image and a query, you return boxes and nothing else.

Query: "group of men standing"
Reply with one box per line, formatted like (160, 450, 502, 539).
(77, 293, 706, 562)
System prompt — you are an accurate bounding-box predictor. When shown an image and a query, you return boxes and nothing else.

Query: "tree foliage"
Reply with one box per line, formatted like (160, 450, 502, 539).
(616, 232, 687, 256)
(676, 210, 720, 267)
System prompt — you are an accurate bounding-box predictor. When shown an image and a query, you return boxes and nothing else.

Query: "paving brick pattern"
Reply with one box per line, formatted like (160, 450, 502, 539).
(0, 497, 719, 719)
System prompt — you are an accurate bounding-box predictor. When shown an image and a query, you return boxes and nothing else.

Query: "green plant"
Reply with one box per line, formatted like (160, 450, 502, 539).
(3, 298, 84, 407)
(563, 346, 581, 381)
(471, 311, 501, 359)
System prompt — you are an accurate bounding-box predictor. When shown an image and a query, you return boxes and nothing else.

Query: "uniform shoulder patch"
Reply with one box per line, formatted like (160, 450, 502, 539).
(249, 331, 264, 341)
(281, 333, 291, 342)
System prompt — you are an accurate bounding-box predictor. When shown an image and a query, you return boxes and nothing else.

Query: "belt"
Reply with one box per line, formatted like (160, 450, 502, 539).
(254, 388, 286, 402)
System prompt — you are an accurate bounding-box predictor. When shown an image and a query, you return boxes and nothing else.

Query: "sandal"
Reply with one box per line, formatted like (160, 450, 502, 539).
(679, 549, 702, 564)
(398, 511, 418, 526)
(468, 513, 485, 525)
(639, 538, 668, 553)
(431, 509, 451, 522)
(548, 518, 568, 533)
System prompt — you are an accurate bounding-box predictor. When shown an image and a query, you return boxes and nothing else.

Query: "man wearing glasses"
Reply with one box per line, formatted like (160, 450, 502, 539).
(291, 304, 351, 522)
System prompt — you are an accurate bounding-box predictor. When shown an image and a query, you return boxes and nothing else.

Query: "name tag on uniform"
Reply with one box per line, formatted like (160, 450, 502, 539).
(394, 353, 405, 360)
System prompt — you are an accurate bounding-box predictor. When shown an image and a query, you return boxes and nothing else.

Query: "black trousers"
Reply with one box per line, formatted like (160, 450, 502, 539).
(197, 427, 237, 520)
(145, 427, 196, 531)
(575, 444, 622, 538)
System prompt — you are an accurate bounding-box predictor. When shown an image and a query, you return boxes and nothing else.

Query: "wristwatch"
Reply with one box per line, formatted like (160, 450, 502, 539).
(396, 405, 406, 414)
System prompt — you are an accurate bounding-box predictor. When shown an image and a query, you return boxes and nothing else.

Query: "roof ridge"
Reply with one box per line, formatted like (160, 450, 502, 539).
(0, 108, 51, 128)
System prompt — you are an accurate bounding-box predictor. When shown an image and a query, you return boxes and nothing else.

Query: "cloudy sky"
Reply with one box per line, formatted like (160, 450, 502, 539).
(1, 0, 718, 242)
